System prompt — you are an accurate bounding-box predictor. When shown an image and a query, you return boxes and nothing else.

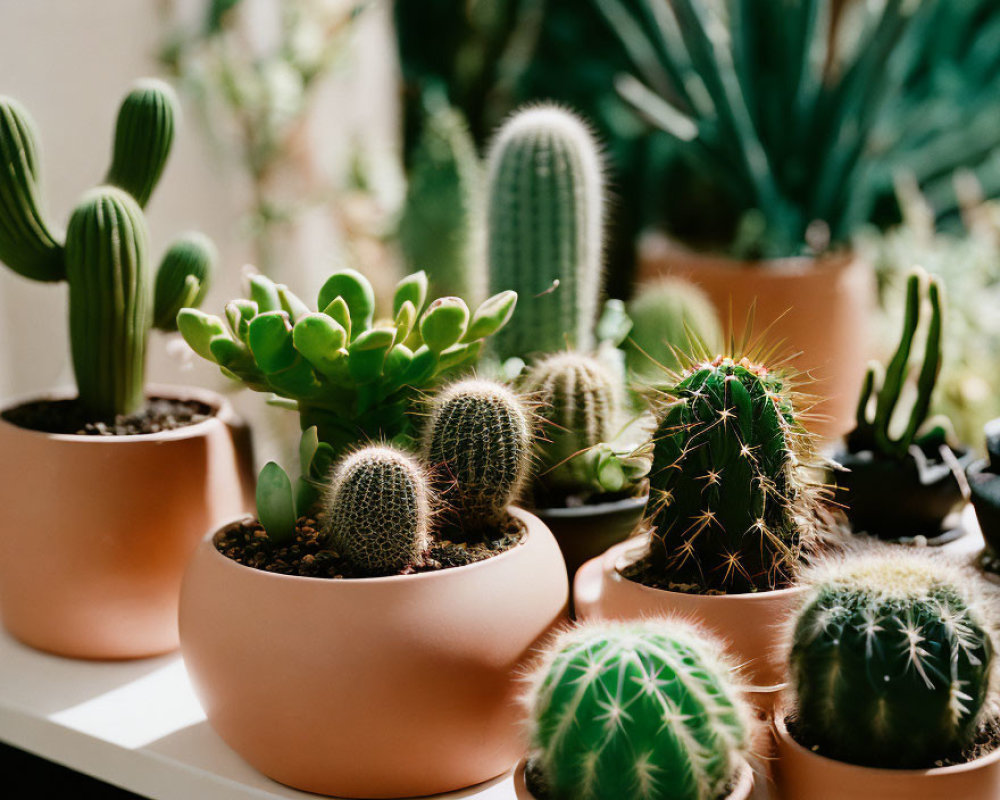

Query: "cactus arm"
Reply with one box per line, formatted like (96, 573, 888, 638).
(152, 232, 215, 331)
(872, 272, 921, 456)
(105, 79, 178, 208)
(0, 97, 64, 282)
(256, 461, 297, 545)
(899, 276, 943, 451)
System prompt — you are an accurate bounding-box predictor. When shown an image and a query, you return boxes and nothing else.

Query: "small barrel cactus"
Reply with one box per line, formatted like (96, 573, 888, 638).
(527, 619, 750, 800)
(486, 105, 604, 361)
(635, 355, 816, 593)
(790, 551, 995, 768)
(625, 278, 723, 379)
(423, 378, 531, 534)
(323, 445, 432, 576)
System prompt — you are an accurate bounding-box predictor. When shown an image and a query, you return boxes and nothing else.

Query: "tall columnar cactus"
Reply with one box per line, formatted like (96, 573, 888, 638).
(527, 620, 750, 800)
(625, 278, 723, 379)
(848, 269, 945, 458)
(0, 81, 214, 419)
(637, 355, 815, 593)
(323, 445, 432, 576)
(790, 552, 995, 768)
(423, 378, 531, 534)
(399, 99, 482, 301)
(486, 105, 604, 361)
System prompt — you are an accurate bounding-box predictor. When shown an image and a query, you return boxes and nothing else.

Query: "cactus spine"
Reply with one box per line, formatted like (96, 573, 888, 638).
(486, 105, 604, 361)
(791, 552, 995, 768)
(637, 356, 814, 593)
(527, 620, 750, 800)
(324, 445, 432, 576)
(423, 379, 531, 534)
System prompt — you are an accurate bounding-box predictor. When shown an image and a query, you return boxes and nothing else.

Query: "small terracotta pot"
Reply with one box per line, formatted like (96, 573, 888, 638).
(574, 536, 803, 688)
(533, 494, 647, 588)
(773, 708, 1000, 800)
(0, 385, 252, 659)
(511, 756, 755, 800)
(638, 233, 874, 441)
(179, 507, 569, 799)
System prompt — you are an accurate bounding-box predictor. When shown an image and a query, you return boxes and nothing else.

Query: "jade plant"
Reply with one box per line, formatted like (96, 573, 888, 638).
(525, 619, 751, 800)
(628, 353, 819, 594)
(178, 268, 517, 456)
(789, 550, 996, 768)
(0, 80, 215, 420)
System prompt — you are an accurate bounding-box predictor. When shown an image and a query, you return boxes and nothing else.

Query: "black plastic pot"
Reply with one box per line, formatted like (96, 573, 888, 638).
(968, 459, 1000, 557)
(832, 445, 973, 544)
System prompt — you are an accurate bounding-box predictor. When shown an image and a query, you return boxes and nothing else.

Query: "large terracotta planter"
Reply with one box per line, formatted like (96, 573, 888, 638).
(574, 536, 803, 688)
(179, 507, 569, 799)
(0, 385, 252, 659)
(773, 708, 1000, 800)
(638, 233, 874, 440)
(512, 756, 754, 800)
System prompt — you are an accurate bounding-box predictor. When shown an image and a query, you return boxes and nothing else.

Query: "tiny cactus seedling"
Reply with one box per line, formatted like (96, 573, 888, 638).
(790, 551, 996, 768)
(635, 354, 817, 593)
(0, 80, 213, 419)
(486, 105, 604, 361)
(527, 619, 750, 800)
(423, 378, 531, 535)
(323, 445, 432, 576)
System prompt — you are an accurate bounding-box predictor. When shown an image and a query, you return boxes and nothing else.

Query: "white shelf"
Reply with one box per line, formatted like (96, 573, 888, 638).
(0, 632, 515, 800)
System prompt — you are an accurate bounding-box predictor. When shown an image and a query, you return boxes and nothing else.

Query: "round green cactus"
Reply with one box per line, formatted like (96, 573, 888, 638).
(527, 619, 750, 800)
(791, 551, 995, 768)
(64, 186, 151, 420)
(423, 378, 531, 534)
(637, 355, 815, 593)
(625, 278, 723, 379)
(323, 445, 432, 576)
(152, 232, 216, 331)
(486, 105, 604, 361)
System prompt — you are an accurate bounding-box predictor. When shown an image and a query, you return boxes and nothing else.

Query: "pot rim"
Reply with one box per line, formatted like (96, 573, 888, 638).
(608, 533, 808, 604)
(773, 704, 1000, 777)
(532, 493, 648, 520)
(201, 505, 546, 587)
(0, 383, 231, 443)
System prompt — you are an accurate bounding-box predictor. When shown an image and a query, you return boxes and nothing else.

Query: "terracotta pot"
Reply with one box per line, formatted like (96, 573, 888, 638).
(773, 707, 1000, 800)
(511, 756, 755, 800)
(638, 233, 875, 441)
(533, 494, 647, 588)
(574, 536, 803, 688)
(179, 507, 569, 798)
(0, 385, 252, 659)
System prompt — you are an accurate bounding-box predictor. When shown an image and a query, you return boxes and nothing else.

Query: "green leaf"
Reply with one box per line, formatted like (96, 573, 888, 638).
(463, 290, 517, 342)
(249, 274, 281, 312)
(347, 327, 396, 383)
(393, 270, 429, 317)
(225, 299, 258, 344)
(177, 309, 228, 361)
(256, 461, 297, 545)
(420, 297, 469, 352)
(248, 311, 297, 373)
(278, 285, 310, 322)
(322, 295, 352, 341)
(317, 269, 375, 336)
(292, 313, 348, 378)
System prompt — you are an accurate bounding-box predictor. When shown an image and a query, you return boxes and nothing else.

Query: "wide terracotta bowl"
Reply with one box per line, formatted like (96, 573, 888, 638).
(773, 707, 1000, 800)
(574, 536, 803, 689)
(511, 756, 755, 800)
(179, 506, 569, 799)
(0, 385, 252, 659)
(638, 234, 874, 441)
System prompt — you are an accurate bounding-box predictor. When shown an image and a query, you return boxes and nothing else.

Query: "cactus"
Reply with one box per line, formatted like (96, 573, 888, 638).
(423, 378, 531, 535)
(625, 279, 723, 380)
(399, 98, 482, 301)
(634, 354, 817, 593)
(0, 81, 213, 420)
(486, 105, 604, 361)
(526, 619, 750, 800)
(790, 551, 995, 768)
(323, 445, 432, 576)
(180, 269, 517, 458)
(848, 269, 946, 459)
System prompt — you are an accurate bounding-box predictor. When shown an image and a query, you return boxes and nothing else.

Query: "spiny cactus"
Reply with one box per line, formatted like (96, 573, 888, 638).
(486, 105, 604, 361)
(399, 98, 482, 301)
(790, 551, 995, 768)
(0, 81, 214, 419)
(848, 269, 945, 459)
(527, 619, 750, 800)
(423, 378, 531, 535)
(179, 269, 517, 457)
(625, 278, 723, 380)
(634, 355, 816, 593)
(323, 445, 432, 576)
